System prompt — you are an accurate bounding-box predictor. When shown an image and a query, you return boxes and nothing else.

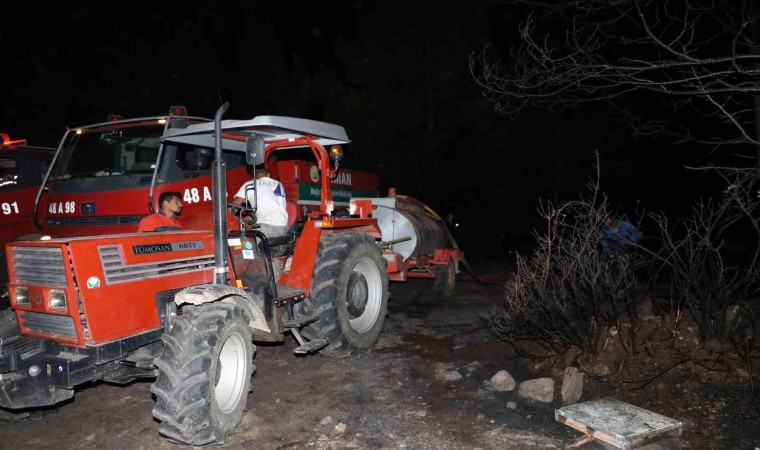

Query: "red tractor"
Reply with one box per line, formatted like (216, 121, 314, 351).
(0, 134, 54, 308)
(0, 105, 389, 445)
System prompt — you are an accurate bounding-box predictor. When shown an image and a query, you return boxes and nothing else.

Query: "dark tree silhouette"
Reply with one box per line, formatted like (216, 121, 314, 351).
(470, 0, 760, 163)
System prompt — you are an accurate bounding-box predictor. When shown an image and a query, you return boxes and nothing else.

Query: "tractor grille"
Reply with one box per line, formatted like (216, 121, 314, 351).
(98, 245, 214, 285)
(9, 247, 67, 286)
(18, 311, 77, 340)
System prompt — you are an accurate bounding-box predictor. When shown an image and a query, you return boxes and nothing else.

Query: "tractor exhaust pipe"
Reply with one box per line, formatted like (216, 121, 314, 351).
(212, 102, 230, 285)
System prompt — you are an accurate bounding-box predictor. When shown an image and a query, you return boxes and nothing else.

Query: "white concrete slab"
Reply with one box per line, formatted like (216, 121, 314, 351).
(556, 397, 682, 449)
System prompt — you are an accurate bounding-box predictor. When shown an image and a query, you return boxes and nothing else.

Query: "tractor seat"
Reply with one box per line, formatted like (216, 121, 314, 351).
(258, 201, 301, 255)
(258, 227, 298, 257)
(266, 233, 293, 247)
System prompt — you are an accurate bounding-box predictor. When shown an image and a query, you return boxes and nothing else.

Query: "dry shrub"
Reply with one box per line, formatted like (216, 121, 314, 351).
(490, 171, 648, 356)
(491, 163, 760, 365)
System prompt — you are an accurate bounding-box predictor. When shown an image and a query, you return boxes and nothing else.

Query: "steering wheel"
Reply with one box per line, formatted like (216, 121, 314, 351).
(227, 202, 256, 223)
(227, 202, 245, 212)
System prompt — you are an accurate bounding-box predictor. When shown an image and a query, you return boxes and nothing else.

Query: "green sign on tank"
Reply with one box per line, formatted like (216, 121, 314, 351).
(298, 184, 378, 204)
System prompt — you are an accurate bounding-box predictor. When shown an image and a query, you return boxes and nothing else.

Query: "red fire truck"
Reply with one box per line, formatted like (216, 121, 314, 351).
(35, 107, 249, 236)
(0, 134, 54, 308)
(36, 107, 379, 238)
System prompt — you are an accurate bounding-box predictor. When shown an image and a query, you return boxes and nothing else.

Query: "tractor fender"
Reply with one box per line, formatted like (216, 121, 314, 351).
(174, 284, 270, 335)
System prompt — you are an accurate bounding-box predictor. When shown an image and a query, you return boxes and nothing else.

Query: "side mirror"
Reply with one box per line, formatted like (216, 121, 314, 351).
(246, 136, 265, 166)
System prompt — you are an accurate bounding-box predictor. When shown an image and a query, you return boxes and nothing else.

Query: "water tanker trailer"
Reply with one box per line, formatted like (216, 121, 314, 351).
(351, 193, 461, 296)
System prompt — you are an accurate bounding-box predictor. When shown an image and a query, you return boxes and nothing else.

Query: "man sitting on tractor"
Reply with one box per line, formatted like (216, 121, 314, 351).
(137, 191, 184, 232)
(229, 166, 289, 239)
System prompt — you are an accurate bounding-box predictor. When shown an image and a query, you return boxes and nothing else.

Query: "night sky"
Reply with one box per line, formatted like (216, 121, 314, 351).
(1, 1, 740, 258)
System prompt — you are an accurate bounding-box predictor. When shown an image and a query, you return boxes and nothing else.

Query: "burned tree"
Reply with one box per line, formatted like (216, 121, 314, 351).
(492, 163, 760, 361)
(648, 166, 760, 340)
(470, 0, 760, 161)
(490, 161, 650, 356)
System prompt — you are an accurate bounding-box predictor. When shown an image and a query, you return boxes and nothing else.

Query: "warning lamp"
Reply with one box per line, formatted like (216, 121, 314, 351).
(329, 145, 343, 163)
(169, 106, 188, 116)
(106, 114, 123, 122)
(0, 133, 26, 146)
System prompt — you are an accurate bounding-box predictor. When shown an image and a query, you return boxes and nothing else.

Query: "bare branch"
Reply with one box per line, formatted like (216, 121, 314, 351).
(471, 0, 760, 150)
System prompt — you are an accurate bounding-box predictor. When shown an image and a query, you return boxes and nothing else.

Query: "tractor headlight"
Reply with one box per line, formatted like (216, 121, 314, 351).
(48, 290, 67, 310)
(14, 286, 29, 306)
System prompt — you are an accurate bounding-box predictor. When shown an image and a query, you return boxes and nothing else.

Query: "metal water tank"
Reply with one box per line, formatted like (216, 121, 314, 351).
(365, 196, 448, 261)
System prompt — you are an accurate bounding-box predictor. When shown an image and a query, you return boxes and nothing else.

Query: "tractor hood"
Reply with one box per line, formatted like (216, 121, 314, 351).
(162, 115, 350, 151)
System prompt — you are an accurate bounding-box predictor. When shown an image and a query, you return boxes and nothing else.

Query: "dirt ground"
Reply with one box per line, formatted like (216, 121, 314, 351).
(0, 259, 757, 450)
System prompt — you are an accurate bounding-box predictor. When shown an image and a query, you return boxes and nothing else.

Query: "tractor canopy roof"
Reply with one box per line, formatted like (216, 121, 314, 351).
(161, 115, 350, 152)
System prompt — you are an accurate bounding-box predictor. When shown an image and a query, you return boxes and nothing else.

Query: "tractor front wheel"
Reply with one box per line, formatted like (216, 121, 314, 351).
(297, 232, 389, 358)
(151, 303, 254, 445)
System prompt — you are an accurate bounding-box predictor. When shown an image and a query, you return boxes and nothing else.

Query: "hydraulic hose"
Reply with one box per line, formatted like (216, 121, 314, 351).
(394, 194, 486, 286)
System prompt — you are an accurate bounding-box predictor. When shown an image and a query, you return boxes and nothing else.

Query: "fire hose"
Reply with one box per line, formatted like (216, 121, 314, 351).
(393, 194, 487, 286)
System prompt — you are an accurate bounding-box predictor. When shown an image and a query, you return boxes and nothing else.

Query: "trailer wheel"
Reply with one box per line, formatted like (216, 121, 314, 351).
(434, 258, 457, 297)
(297, 232, 389, 358)
(151, 303, 254, 445)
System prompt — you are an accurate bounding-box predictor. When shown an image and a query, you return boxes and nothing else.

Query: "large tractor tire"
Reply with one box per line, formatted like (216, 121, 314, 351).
(433, 258, 457, 297)
(297, 232, 389, 358)
(151, 303, 254, 445)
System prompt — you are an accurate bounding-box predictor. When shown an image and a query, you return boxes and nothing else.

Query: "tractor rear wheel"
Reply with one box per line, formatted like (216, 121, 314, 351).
(151, 303, 254, 445)
(297, 232, 389, 358)
(434, 258, 456, 297)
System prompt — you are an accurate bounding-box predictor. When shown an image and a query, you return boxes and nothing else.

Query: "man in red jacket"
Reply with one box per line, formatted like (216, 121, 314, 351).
(137, 191, 183, 232)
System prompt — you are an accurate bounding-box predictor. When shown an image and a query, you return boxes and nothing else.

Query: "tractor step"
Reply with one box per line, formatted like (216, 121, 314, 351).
(275, 285, 305, 307)
(293, 339, 328, 355)
(281, 316, 317, 329)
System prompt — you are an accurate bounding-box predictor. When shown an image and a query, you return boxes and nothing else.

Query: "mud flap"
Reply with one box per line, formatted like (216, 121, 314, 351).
(174, 284, 270, 335)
